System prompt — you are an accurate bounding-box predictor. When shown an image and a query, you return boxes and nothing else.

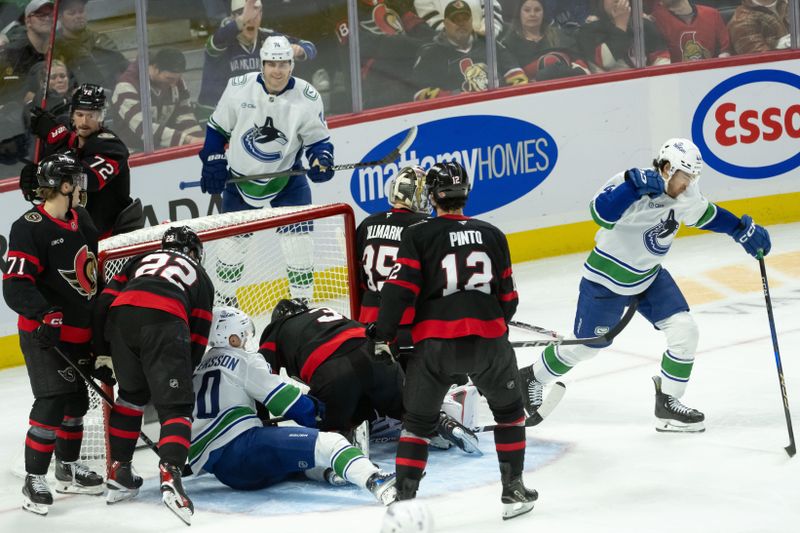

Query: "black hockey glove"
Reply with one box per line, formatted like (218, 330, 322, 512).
(35, 308, 63, 350)
(732, 215, 771, 258)
(366, 323, 398, 365)
(19, 162, 38, 202)
(92, 355, 116, 386)
(624, 167, 664, 198)
(29, 105, 58, 138)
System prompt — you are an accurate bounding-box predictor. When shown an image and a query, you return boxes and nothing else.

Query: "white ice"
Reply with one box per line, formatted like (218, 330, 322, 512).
(0, 223, 798, 532)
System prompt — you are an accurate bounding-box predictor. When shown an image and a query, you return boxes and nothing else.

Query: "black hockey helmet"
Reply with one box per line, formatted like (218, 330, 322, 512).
(271, 298, 308, 324)
(36, 152, 86, 190)
(425, 161, 470, 201)
(162, 226, 204, 262)
(71, 83, 106, 112)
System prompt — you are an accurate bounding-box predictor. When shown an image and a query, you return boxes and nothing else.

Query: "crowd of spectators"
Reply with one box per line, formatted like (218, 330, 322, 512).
(0, 0, 795, 179)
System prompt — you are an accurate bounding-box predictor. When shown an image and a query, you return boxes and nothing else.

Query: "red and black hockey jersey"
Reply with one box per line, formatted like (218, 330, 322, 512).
(93, 249, 214, 362)
(3, 205, 99, 344)
(259, 307, 367, 383)
(375, 214, 518, 344)
(33, 114, 133, 237)
(355, 208, 428, 324)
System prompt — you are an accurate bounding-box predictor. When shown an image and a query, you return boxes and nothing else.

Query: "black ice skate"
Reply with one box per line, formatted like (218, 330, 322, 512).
(366, 471, 398, 506)
(519, 365, 543, 417)
(652, 376, 705, 433)
(500, 462, 537, 520)
(22, 474, 53, 516)
(106, 460, 143, 504)
(55, 458, 104, 495)
(160, 462, 194, 526)
(435, 412, 482, 455)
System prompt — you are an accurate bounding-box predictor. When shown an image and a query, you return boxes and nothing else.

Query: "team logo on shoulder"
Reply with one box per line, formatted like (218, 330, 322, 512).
(24, 212, 42, 223)
(232, 75, 247, 86)
(58, 244, 98, 299)
(643, 209, 679, 256)
(303, 84, 319, 101)
(241, 116, 286, 163)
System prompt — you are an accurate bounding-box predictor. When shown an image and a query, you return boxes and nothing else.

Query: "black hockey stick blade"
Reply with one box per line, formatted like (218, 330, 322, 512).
(475, 382, 566, 432)
(510, 300, 638, 348)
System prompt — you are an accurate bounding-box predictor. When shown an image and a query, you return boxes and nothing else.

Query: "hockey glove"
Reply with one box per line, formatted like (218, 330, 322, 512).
(29, 106, 58, 138)
(624, 167, 665, 198)
(19, 162, 38, 202)
(366, 323, 398, 365)
(35, 308, 63, 349)
(199, 150, 229, 194)
(732, 215, 771, 258)
(92, 355, 116, 386)
(307, 149, 334, 183)
(284, 394, 322, 428)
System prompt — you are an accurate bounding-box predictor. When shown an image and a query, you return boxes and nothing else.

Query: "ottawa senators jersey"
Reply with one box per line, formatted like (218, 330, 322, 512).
(3, 206, 99, 344)
(258, 307, 367, 383)
(355, 208, 428, 324)
(93, 249, 214, 362)
(375, 214, 518, 344)
(35, 118, 133, 237)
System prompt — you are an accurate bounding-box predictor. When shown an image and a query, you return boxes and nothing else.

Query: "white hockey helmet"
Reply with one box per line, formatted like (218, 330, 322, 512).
(209, 306, 256, 349)
(380, 500, 434, 533)
(260, 35, 294, 66)
(388, 165, 429, 213)
(657, 138, 703, 181)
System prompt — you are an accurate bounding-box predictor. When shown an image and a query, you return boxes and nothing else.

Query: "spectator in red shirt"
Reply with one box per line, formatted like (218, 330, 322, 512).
(650, 0, 731, 62)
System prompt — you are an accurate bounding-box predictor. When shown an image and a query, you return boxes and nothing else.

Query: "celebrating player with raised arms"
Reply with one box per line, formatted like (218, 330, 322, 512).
(189, 307, 398, 505)
(519, 138, 772, 433)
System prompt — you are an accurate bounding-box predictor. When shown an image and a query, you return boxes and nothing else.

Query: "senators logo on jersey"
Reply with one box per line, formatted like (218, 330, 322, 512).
(58, 244, 98, 299)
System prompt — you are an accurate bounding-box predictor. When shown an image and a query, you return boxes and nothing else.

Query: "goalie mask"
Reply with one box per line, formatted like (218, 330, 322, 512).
(162, 226, 204, 263)
(209, 306, 256, 349)
(657, 138, 703, 181)
(388, 166, 429, 213)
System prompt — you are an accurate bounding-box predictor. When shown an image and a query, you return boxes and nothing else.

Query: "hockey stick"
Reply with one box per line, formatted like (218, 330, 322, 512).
(179, 125, 418, 189)
(510, 300, 638, 348)
(474, 382, 566, 432)
(757, 253, 796, 457)
(508, 320, 561, 340)
(32, 0, 61, 163)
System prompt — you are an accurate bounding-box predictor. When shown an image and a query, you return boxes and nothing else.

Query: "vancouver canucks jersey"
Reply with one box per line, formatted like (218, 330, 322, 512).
(585, 170, 713, 295)
(207, 72, 330, 207)
(189, 346, 304, 473)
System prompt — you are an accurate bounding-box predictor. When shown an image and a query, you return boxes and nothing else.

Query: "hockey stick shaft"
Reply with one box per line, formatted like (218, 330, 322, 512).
(508, 320, 561, 339)
(758, 254, 796, 457)
(32, 0, 61, 163)
(52, 346, 160, 456)
(475, 382, 566, 432)
(179, 125, 418, 189)
(510, 299, 638, 348)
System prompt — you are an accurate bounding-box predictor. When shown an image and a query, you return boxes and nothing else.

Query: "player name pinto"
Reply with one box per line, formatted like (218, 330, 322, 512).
(449, 230, 483, 247)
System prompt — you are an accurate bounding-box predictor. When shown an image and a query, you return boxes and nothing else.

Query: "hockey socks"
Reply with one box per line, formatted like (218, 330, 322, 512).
(108, 400, 144, 462)
(315, 432, 396, 504)
(158, 417, 192, 467)
(395, 431, 429, 499)
(55, 415, 83, 463)
(25, 422, 57, 475)
(493, 417, 526, 476)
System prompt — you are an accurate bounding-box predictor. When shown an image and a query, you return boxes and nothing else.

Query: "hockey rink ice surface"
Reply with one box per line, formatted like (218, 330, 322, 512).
(0, 222, 798, 532)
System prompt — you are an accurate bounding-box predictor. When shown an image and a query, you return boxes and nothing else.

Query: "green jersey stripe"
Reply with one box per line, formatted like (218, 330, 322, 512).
(207, 117, 231, 139)
(585, 250, 660, 285)
(265, 384, 301, 416)
(693, 203, 717, 228)
(590, 201, 615, 230)
(189, 406, 255, 461)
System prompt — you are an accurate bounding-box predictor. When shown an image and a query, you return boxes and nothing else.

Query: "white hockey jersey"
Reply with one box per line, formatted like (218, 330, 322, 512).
(207, 73, 330, 207)
(188, 346, 304, 472)
(584, 171, 715, 295)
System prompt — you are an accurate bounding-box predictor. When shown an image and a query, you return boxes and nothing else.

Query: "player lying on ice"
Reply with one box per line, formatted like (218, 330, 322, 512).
(188, 306, 398, 505)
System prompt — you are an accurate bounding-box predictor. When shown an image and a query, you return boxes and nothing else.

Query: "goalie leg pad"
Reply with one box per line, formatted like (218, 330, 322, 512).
(655, 312, 698, 398)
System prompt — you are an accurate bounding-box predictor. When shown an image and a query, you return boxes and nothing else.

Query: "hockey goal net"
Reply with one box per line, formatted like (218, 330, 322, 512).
(80, 203, 359, 475)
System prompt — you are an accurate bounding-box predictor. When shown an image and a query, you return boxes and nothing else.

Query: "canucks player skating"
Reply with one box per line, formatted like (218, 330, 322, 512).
(189, 307, 397, 505)
(199, 34, 334, 305)
(519, 138, 772, 432)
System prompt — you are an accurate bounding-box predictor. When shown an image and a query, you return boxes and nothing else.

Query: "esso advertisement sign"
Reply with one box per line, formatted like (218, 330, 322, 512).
(349, 115, 558, 216)
(692, 69, 800, 179)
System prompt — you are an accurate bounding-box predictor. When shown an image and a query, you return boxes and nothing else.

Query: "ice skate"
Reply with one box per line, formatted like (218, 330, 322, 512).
(500, 463, 537, 520)
(653, 376, 705, 433)
(106, 460, 143, 504)
(160, 462, 193, 525)
(22, 474, 53, 516)
(435, 412, 482, 455)
(366, 471, 397, 506)
(54, 458, 104, 495)
(519, 365, 543, 417)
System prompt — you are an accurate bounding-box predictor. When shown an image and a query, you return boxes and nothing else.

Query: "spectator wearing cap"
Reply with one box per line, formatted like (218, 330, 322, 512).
(414, 0, 504, 37)
(196, 0, 316, 118)
(110, 47, 204, 152)
(53, 0, 128, 88)
(412, 0, 527, 101)
(501, 0, 589, 82)
(728, 0, 790, 54)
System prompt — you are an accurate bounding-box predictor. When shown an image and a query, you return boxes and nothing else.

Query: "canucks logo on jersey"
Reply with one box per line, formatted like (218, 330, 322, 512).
(241, 116, 287, 163)
(643, 209, 679, 256)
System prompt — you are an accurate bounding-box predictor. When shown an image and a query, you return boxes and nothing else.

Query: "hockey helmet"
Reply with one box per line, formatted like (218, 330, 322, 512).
(260, 35, 294, 66)
(425, 161, 470, 201)
(380, 500, 434, 533)
(271, 298, 308, 324)
(36, 152, 86, 191)
(209, 306, 256, 349)
(657, 138, 703, 181)
(71, 83, 106, 113)
(162, 226, 204, 263)
(388, 165, 429, 213)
